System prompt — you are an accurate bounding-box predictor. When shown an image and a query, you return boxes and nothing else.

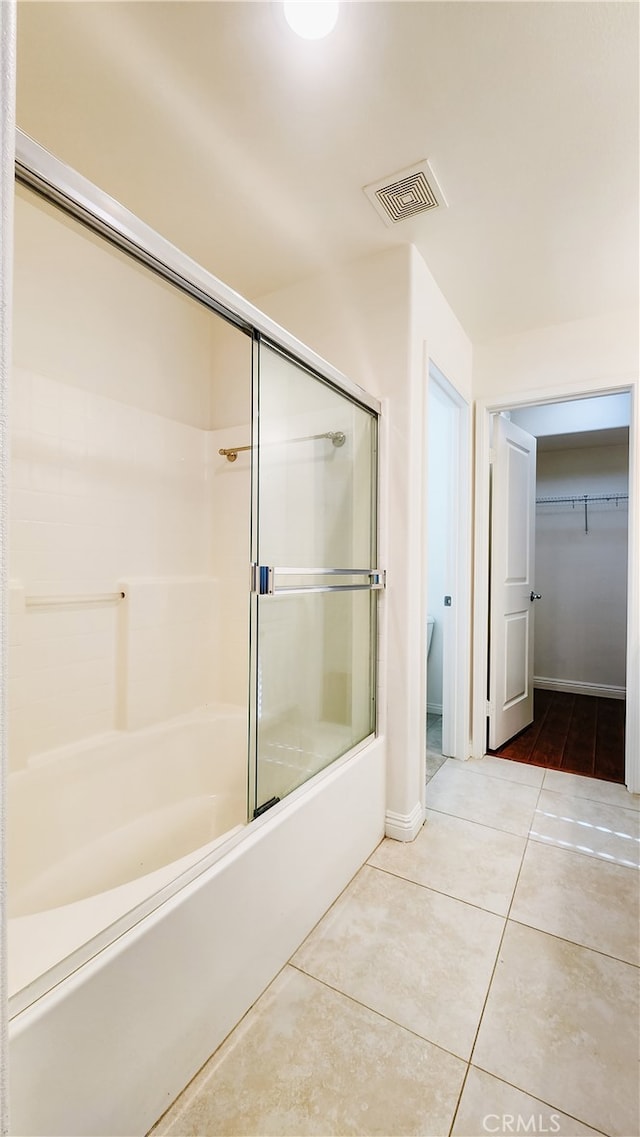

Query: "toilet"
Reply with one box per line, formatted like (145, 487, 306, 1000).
(427, 615, 435, 657)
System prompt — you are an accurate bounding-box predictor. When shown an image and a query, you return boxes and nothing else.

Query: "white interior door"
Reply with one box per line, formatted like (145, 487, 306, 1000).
(489, 414, 538, 749)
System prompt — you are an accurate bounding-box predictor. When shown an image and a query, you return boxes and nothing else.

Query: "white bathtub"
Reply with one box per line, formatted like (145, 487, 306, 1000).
(9, 732, 386, 1136)
(8, 705, 248, 998)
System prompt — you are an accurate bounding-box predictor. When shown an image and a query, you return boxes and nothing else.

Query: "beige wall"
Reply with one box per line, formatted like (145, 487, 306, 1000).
(410, 248, 473, 764)
(473, 308, 639, 401)
(472, 308, 639, 766)
(410, 247, 472, 405)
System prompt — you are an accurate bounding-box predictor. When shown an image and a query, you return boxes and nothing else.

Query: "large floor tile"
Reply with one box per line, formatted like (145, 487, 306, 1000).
(543, 768, 640, 812)
(473, 922, 640, 1137)
(426, 749, 447, 783)
(474, 754, 546, 788)
(531, 789, 640, 868)
(292, 864, 504, 1060)
(427, 761, 540, 836)
(511, 839, 640, 965)
(452, 1067, 604, 1136)
(369, 809, 525, 916)
(427, 714, 443, 752)
(151, 966, 466, 1137)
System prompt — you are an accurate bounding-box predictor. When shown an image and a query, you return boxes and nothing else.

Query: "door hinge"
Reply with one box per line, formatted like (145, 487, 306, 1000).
(488, 448, 495, 465)
(486, 700, 493, 715)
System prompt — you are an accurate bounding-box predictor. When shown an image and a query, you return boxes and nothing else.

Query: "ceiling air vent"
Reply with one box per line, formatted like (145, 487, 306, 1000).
(363, 160, 447, 228)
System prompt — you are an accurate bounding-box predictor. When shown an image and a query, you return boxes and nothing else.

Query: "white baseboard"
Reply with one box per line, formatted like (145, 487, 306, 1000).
(385, 801, 424, 842)
(534, 676, 626, 701)
(427, 702, 443, 716)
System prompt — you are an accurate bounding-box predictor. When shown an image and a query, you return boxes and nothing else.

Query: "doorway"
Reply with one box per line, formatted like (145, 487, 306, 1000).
(488, 396, 630, 780)
(473, 385, 639, 794)
(426, 362, 470, 780)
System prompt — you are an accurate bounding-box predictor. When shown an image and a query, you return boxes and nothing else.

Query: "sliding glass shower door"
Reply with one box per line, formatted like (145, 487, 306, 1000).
(250, 341, 380, 817)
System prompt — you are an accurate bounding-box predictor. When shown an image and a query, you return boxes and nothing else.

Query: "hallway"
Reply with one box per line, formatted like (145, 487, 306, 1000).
(151, 758, 640, 1137)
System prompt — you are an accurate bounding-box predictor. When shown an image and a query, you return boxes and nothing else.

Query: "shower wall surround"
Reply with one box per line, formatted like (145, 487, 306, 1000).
(9, 186, 251, 766)
(8, 161, 380, 1028)
(9, 377, 219, 755)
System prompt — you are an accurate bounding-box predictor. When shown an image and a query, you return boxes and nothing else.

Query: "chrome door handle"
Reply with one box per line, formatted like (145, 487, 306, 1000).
(250, 565, 386, 596)
(530, 591, 542, 601)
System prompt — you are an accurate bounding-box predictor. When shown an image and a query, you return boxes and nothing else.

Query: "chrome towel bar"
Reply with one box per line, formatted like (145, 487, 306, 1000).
(25, 591, 126, 608)
(219, 430, 346, 462)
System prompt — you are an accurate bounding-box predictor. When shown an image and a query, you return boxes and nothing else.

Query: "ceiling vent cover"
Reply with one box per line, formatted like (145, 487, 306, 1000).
(364, 160, 447, 227)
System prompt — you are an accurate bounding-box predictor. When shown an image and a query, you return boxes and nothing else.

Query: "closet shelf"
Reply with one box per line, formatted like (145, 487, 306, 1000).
(535, 492, 628, 534)
(535, 493, 628, 505)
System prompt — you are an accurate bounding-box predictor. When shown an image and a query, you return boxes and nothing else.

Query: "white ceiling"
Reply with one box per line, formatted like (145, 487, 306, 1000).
(15, 1, 639, 343)
(510, 392, 631, 438)
(537, 427, 629, 452)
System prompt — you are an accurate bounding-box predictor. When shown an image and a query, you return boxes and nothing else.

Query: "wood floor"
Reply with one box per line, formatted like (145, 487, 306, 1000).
(488, 688, 626, 783)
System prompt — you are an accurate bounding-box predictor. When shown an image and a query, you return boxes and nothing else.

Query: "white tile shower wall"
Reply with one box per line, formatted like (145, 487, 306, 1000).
(122, 578, 217, 731)
(13, 187, 216, 430)
(8, 367, 215, 768)
(208, 426, 251, 709)
(9, 593, 118, 770)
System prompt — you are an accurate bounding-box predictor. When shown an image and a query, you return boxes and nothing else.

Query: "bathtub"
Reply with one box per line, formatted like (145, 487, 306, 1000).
(9, 729, 386, 1136)
(8, 705, 248, 1000)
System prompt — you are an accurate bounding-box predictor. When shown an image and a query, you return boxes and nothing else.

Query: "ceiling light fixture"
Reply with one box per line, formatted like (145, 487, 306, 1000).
(283, 1, 339, 40)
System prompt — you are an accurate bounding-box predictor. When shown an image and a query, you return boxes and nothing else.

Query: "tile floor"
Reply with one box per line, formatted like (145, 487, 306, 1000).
(151, 756, 640, 1137)
(426, 713, 447, 783)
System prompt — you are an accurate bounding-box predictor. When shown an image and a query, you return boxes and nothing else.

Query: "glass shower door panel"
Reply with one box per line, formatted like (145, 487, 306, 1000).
(255, 590, 376, 808)
(252, 344, 379, 815)
(257, 345, 377, 571)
